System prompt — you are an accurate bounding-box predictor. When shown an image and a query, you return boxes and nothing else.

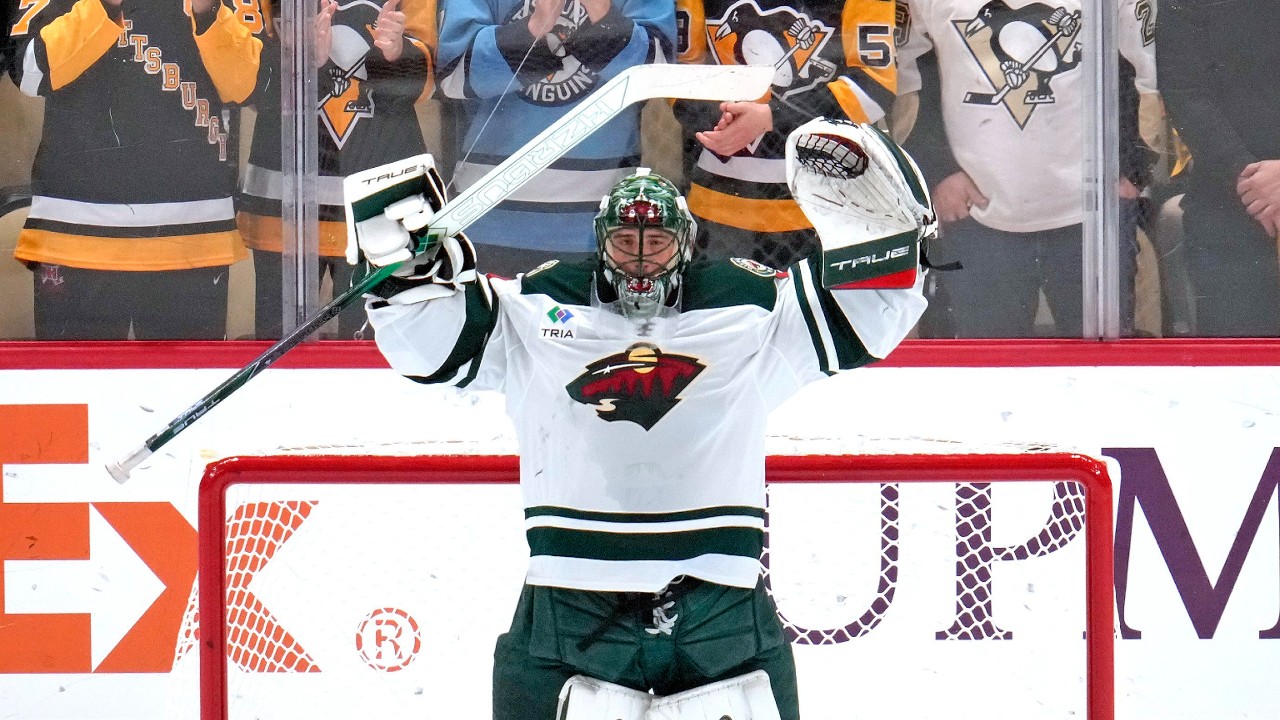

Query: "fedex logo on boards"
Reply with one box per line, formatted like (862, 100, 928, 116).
(1, 403, 1278, 676)
(0, 405, 196, 674)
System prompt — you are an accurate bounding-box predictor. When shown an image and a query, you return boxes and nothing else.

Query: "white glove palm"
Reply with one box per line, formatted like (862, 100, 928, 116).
(343, 153, 454, 274)
(786, 118, 934, 288)
(355, 194, 435, 268)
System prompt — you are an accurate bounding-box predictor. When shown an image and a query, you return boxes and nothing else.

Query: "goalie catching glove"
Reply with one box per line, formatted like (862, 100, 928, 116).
(342, 153, 477, 297)
(786, 118, 937, 289)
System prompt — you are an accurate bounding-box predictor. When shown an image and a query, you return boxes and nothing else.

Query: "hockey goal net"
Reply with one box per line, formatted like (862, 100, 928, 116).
(193, 453, 1114, 720)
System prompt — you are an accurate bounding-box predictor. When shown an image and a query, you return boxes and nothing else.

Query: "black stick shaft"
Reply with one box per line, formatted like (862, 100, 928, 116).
(105, 64, 774, 483)
(105, 263, 396, 481)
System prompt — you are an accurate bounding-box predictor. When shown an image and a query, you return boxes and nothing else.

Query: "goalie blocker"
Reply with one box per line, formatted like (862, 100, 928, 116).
(785, 118, 937, 290)
(342, 154, 479, 301)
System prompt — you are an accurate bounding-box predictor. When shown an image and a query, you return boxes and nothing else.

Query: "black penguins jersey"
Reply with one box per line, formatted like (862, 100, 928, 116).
(236, 0, 435, 257)
(366, 255, 926, 592)
(675, 0, 901, 234)
(8, 0, 260, 270)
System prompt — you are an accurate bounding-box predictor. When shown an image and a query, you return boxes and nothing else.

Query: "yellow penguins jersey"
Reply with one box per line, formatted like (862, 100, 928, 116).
(236, 0, 436, 257)
(675, 0, 901, 234)
(8, 0, 260, 270)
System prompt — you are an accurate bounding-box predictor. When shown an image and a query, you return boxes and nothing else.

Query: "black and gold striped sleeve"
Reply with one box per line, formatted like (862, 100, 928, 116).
(10, 0, 122, 94)
(192, 2, 262, 104)
(828, 0, 899, 124)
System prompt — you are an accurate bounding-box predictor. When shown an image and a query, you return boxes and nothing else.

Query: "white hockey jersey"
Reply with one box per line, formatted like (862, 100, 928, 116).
(898, 0, 1156, 232)
(369, 255, 925, 592)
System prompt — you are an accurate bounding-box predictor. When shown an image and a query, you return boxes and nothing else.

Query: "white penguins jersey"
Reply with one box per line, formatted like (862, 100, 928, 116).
(898, 0, 1155, 232)
(368, 255, 926, 592)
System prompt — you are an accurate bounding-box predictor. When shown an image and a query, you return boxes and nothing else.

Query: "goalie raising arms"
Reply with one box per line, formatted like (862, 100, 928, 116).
(349, 118, 932, 720)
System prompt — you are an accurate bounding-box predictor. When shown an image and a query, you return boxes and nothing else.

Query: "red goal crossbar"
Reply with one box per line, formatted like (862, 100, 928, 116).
(198, 452, 1113, 720)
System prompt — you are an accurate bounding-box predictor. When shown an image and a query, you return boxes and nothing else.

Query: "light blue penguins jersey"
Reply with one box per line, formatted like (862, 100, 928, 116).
(436, 0, 675, 252)
(368, 255, 926, 592)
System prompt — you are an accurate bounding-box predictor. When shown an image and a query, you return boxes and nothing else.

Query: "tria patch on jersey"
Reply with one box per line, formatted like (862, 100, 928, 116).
(565, 344, 706, 430)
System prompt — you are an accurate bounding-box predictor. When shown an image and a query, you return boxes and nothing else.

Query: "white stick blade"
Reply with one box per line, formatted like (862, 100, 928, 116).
(629, 64, 774, 103)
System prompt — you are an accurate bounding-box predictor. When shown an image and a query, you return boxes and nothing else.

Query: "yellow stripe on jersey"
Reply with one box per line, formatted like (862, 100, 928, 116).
(39, 0, 123, 91)
(840, 0, 898, 116)
(238, 213, 349, 257)
(828, 78, 873, 123)
(676, 0, 707, 63)
(193, 5, 262, 103)
(404, 0, 438, 101)
(406, 37, 435, 102)
(688, 185, 812, 233)
(15, 228, 248, 271)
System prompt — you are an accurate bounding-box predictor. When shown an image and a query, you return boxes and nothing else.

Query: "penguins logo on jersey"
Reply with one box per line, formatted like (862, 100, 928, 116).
(320, 12, 379, 148)
(566, 344, 706, 430)
(706, 0, 837, 101)
(508, 0, 601, 106)
(953, 1, 1082, 128)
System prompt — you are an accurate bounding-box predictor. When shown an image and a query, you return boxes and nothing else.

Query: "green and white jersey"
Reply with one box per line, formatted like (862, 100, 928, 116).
(368, 255, 925, 592)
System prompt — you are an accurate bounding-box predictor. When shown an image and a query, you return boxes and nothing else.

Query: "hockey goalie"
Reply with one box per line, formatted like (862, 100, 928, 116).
(344, 118, 934, 720)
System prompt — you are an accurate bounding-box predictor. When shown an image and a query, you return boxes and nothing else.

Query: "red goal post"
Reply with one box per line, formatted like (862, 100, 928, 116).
(197, 453, 1114, 720)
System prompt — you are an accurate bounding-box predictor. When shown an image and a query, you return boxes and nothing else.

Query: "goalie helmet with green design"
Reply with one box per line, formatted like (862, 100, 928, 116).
(594, 169, 697, 320)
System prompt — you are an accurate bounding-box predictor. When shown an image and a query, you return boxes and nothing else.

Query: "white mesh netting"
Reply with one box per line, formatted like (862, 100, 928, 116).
(194, 453, 1112, 720)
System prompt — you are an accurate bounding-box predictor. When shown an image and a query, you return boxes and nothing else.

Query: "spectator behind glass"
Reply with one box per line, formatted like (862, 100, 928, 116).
(237, 0, 436, 340)
(1, 0, 11, 76)
(435, 0, 675, 278)
(673, 0, 900, 270)
(899, 0, 1156, 338)
(7, 0, 261, 339)
(1157, 0, 1280, 337)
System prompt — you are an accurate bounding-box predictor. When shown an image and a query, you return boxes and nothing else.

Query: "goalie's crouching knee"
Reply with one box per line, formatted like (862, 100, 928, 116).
(556, 671, 782, 720)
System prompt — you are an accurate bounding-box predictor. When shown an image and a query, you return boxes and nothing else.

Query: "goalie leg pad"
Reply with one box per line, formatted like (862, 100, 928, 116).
(646, 670, 782, 720)
(786, 118, 937, 289)
(556, 675, 652, 720)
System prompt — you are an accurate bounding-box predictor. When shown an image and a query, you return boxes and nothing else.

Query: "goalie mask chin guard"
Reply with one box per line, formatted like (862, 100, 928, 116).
(594, 169, 696, 320)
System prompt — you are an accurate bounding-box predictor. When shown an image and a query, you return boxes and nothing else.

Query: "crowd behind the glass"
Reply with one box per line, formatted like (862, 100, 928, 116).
(0, 0, 1275, 341)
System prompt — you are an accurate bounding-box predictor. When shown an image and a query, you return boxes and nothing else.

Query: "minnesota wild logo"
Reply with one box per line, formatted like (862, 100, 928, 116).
(565, 344, 706, 430)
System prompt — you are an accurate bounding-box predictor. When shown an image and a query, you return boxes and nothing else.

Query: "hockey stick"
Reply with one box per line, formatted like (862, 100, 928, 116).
(105, 63, 773, 483)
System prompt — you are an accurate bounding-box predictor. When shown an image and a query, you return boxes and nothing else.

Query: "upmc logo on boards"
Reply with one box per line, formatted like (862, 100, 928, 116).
(1, 402, 1277, 679)
(762, 447, 1280, 645)
(0, 405, 196, 673)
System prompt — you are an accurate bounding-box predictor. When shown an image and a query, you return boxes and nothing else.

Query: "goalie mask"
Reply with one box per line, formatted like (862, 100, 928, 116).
(594, 169, 696, 320)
